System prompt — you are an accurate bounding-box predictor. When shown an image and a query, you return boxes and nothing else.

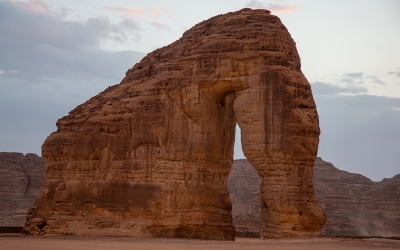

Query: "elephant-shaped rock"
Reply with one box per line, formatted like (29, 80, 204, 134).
(24, 8, 326, 239)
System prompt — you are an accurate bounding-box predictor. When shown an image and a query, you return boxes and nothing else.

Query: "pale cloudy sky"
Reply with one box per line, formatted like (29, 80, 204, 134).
(0, 0, 399, 181)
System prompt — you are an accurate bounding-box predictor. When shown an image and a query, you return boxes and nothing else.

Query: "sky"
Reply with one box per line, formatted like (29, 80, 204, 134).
(0, 0, 399, 181)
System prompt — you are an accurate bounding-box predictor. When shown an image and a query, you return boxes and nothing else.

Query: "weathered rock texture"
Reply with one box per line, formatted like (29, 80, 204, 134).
(314, 158, 400, 236)
(228, 158, 400, 237)
(24, 8, 325, 239)
(0, 152, 46, 226)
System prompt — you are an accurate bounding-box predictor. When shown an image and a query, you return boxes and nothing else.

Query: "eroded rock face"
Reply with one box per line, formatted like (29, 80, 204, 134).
(24, 8, 325, 239)
(0, 152, 46, 226)
(314, 158, 400, 236)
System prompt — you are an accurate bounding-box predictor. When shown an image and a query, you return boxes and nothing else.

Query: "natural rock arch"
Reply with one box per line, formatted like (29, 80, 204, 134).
(24, 8, 325, 239)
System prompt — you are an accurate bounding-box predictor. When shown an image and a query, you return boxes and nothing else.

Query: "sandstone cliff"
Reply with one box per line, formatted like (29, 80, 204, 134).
(228, 158, 400, 237)
(24, 8, 325, 239)
(0, 152, 46, 226)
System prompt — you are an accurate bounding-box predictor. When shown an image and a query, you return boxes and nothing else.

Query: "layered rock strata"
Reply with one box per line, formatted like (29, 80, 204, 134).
(24, 8, 325, 239)
(314, 158, 400, 236)
(228, 158, 400, 237)
(0, 152, 46, 226)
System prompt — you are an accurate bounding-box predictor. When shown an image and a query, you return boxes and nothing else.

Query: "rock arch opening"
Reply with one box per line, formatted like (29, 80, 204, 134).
(233, 125, 245, 160)
(24, 8, 325, 240)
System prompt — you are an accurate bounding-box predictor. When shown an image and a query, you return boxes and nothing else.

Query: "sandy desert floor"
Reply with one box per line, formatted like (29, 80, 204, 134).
(1, 235, 400, 250)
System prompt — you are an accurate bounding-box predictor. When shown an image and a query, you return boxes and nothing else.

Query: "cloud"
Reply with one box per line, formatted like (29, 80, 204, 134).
(150, 21, 171, 30)
(365, 75, 385, 85)
(0, 1, 141, 51)
(344, 72, 364, 79)
(245, 1, 300, 13)
(105, 6, 166, 18)
(311, 81, 368, 96)
(388, 70, 400, 78)
(0, 0, 143, 81)
(312, 72, 389, 98)
(0, 69, 20, 77)
(245, 0, 266, 9)
(148, 7, 162, 16)
(339, 72, 386, 86)
(267, 3, 300, 13)
(57, 7, 71, 18)
(104, 6, 143, 18)
(341, 72, 364, 84)
(120, 18, 141, 29)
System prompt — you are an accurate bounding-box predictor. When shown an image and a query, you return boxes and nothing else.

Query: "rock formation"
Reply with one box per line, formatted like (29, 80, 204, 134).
(313, 158, 400, 236)
(228, 158, 400, 237)
(24, 8, 325, 239)
(0, 152, 46, 226)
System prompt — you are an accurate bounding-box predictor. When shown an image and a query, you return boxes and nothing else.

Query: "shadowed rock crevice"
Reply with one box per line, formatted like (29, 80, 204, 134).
(24, 8, 325, 239)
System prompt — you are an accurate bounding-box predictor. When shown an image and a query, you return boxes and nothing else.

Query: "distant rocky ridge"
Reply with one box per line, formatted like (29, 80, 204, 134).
(0, 152, 46, 226)
(313, 158, 400, 236)
(227, 159, 262, 234)
(1, 153, 399, 237)
(228, 158, 400, 236)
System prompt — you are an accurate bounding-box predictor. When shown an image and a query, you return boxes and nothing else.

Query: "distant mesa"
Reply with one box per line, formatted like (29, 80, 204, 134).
(23, 8, 324, 239)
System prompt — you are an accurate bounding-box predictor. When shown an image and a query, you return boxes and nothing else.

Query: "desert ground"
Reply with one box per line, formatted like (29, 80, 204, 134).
(1, 236, 400, 250)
